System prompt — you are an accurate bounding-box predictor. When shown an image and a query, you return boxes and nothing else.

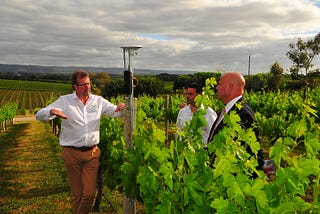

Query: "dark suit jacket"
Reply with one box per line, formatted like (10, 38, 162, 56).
(207, 98, 264, 171)
(207, 101, 254, 143)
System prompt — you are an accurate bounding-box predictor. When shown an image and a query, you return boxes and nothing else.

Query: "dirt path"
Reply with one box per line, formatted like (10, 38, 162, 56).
(0, 118, 129, 214)
(0, 113, 146, 213)
(13, 115, 37, 123)
(0, 119, 73, 213)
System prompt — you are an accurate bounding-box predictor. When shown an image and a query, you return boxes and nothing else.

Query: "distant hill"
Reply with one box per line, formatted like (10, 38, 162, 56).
(0, 64, 196, 75)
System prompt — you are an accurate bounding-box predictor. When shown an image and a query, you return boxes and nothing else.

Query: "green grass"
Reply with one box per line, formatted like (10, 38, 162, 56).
(0, 121, 72, 213)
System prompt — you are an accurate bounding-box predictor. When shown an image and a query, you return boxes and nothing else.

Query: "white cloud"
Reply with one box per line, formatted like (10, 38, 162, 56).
(0, 0, 319, 74)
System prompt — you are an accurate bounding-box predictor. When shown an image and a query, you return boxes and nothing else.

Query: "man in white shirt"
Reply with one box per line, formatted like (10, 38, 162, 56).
(36, 70, 125, 214)
(176, 83, 217, 146)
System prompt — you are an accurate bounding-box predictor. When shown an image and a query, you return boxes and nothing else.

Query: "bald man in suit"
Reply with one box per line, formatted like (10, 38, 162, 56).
(207, 72, 264, 172)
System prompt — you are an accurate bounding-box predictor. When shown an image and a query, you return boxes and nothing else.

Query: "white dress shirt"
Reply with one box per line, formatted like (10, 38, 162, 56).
(36, 92, 121, 147)
(176, 105, 217, 145)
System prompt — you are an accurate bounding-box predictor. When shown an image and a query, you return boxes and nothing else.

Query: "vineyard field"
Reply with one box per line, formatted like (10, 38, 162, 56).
(0, 79, 71, 92)
(0, 75, 320, 212)
(0, 79, 72, 114)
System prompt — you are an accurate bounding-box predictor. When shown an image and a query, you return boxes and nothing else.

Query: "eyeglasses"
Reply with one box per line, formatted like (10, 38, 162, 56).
(77, 82, 91, 87)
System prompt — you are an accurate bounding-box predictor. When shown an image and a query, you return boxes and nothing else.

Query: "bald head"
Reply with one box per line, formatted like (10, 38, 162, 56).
(216, 72, 246, 104)
(223, 72, 245, 90)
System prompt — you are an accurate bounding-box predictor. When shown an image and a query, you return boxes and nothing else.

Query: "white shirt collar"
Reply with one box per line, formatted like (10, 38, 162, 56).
(225, 95, 242, 113)
(186, 103, 205, 112)
(72, 91, 91, 101)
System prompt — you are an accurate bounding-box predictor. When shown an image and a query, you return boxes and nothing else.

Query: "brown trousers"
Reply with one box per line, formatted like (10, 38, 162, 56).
(61, 146, 101, 214)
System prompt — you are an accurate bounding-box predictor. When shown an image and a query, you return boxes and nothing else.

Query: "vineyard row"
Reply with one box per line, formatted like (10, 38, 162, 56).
(0, 89, 63, 114)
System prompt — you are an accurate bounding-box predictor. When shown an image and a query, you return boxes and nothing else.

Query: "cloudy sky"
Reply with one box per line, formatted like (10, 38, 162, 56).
(1, 0, 320, 75)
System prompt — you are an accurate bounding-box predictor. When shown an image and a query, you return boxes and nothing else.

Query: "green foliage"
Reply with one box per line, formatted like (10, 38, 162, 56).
(248, 89, 319, 146)
(0, 103, 18, 122)
(267, 120, 320, 212)
(136, 94, 185, 124)
(270, 61, 284, 76)
(125, 108, 214, 213)
(135, 76, 167, 97)
(137, 95, 165, 122)
(173, 75, 194, 92)
(286, 32, 320, 76)
(269, 61, 284, 90)
(245, 73, 271, 91)
(200, 77, 222, 110)
(166, 94, 185, 124)
(173, 72, 221, 93)
(105, 75, 169, 98)
(98, 81, 320, 213)
(105, 79, 124, 98)
(99, 116, 126, 191)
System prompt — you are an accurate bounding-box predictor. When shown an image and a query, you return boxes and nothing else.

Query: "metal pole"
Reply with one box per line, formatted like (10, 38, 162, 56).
(248, 53, 252, 76)
(121, 45, 142, 148)
(123, 49, 127, 70)
(128, 49, 134, 147)
(120, 45, 142, 214)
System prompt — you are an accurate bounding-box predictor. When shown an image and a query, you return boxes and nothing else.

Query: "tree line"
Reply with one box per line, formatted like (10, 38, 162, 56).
(1, 32, 319, 97)
(1, 68, 320, 99)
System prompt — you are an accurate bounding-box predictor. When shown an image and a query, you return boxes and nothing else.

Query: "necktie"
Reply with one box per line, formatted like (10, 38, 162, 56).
(208, 108, 226, 142)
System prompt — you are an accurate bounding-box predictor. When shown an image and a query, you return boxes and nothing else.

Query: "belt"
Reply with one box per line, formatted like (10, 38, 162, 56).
(64, 145, 95, 152)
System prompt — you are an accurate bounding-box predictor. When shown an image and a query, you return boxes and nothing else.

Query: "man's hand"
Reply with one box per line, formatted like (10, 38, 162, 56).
(180, 102, 187, 109)
(50, 109, 68, 119)
(115, 102, 125, 112)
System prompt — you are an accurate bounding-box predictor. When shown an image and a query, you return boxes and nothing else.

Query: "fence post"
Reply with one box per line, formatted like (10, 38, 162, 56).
(0, 121, 3, 132)
(164, 94, 169, 143)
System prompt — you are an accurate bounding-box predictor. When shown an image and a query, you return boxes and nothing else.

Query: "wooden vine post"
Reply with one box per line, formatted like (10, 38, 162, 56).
(164, 94, 169, 143)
